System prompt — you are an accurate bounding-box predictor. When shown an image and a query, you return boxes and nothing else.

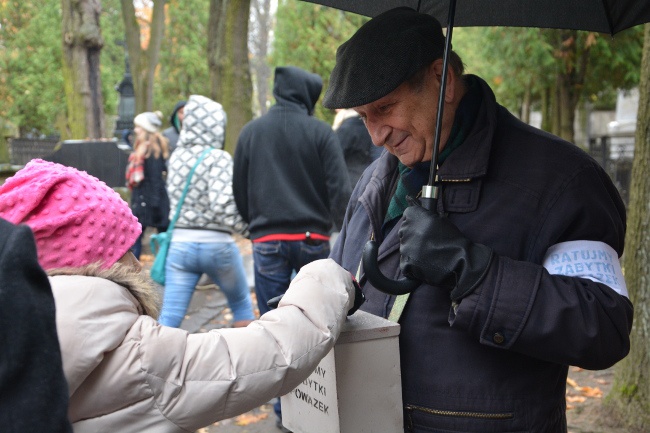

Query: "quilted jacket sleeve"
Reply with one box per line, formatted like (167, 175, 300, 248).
(140, 258, 354, 431)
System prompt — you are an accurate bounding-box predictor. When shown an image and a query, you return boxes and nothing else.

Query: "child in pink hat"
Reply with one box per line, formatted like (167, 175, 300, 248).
(0, 159, 360, 432)
(0, 159, 141, 270)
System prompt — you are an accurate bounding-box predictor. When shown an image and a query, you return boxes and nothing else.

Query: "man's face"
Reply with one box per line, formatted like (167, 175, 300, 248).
(353, 65, 440, 168)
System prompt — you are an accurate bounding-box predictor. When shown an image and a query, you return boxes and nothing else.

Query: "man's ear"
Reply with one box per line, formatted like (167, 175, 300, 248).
(430, 58, 457, 103)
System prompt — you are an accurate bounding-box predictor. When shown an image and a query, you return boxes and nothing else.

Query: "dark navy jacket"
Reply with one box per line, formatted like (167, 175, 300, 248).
(330, 76, 633, 433)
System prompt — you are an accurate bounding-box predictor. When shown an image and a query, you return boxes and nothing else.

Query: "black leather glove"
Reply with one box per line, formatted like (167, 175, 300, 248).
(347, 274, 366, 316)
(398, 198, 494, 302)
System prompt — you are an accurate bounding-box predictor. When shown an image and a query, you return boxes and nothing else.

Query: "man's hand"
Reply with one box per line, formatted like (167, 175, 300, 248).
(398, 199, 494, 301)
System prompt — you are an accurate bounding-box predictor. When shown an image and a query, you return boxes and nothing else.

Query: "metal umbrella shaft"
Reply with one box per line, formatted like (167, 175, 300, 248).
(361, 0, 457, 295)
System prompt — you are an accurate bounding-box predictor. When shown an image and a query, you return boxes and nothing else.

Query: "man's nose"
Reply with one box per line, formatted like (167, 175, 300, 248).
(365, 119, 390, 146)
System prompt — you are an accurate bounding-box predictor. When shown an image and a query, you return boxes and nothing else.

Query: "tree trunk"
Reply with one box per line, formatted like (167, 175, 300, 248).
(120, 0, 166, 114)
(606, 23, 650, 431)
(61, 0, 105, 139)
(556, 72, 575, 142)
(250, 0, 272, 116)
(541, 87, 552, 132)
(551, 81, 561, 136)
(208, 0, 253, 154)
(520, 80, 532, 124)
(545, 30, 592, 143)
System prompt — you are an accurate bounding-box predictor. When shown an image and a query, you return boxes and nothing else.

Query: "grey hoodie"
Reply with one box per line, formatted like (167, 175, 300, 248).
(166, 95, 247, 235)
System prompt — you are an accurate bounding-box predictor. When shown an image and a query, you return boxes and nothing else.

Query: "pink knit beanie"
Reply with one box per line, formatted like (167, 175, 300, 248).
(0, 159, 141, 270)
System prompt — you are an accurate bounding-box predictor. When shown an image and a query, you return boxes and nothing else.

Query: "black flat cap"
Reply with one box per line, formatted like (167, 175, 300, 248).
(323, 7, 445, 109)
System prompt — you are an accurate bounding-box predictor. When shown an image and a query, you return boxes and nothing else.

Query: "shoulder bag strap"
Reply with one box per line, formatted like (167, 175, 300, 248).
(167, 148, 212, 232)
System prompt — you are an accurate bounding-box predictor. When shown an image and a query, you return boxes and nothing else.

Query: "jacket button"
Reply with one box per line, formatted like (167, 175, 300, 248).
(493, 332, 505, 344)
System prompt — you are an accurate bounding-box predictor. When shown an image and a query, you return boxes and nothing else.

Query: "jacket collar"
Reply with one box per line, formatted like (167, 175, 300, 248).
(436, 75, 497, 181)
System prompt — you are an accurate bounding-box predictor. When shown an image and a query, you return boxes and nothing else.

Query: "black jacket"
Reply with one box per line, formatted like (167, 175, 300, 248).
(331, 75, 632, 433)
(336, 115, 383, 188)
(233, 66, 351, 239)
(0, 219, 72, 432)
(130, 153, 170, 230)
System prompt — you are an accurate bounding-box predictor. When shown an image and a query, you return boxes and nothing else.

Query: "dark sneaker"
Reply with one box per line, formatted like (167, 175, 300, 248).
(275, 418, 292, 433)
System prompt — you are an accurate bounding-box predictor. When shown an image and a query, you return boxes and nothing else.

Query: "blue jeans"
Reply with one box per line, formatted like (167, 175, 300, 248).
(253, 239, 330, 422)
(158, 241, 255, 328)
(253, 240, 331, 316)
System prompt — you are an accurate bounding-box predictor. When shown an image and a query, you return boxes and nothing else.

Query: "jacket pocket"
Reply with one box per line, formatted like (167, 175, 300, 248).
(405, 403, 525, 433)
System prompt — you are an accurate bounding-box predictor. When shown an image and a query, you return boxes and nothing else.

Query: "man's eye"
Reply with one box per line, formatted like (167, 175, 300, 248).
(378, 104, 392, 113)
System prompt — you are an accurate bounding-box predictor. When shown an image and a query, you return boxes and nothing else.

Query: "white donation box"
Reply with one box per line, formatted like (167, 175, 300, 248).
(282, 310, 403, 433)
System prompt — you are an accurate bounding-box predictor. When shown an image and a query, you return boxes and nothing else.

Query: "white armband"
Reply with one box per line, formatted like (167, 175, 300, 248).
(542, 240, 628, 298)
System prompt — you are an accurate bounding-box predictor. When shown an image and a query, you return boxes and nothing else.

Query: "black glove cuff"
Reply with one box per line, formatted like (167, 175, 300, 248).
(347, 275, 366, 316)
(450, 248, 495, 302)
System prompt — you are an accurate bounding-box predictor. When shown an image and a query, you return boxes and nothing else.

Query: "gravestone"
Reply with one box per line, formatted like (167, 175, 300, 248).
(282, 310, 403, 433)
(44, 139, 131, 188)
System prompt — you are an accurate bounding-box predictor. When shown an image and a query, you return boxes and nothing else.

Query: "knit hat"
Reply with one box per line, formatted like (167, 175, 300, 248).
(133, 111, 163, 133)
(323, 7, 446, 109)
(0, 159, 141, 270)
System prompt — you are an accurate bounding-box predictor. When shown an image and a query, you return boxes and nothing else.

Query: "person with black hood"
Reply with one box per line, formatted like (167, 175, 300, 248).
(333, 107, 383, 188)
(163, 100, 186, 153)
(233, 65, 350, 432)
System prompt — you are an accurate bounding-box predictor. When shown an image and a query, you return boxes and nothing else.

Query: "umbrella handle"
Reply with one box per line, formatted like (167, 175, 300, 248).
(362, 239, 420, 295)
(361, 194, 438, 296)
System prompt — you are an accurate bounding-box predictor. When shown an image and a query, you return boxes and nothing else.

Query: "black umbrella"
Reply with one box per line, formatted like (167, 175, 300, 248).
(300, 0, 650, 295)
(302, 0, 650, 35)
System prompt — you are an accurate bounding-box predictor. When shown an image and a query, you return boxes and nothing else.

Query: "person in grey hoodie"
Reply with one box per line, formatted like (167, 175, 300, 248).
(160, 95, 255, 329)
(0, 160, 361, 433)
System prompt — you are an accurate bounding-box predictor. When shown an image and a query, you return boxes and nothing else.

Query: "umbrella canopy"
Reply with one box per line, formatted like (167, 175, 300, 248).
(302, 0, 650, 35)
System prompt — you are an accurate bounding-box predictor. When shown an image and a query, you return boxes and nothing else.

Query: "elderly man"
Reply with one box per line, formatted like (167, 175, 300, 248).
(325, 7, 633, 433)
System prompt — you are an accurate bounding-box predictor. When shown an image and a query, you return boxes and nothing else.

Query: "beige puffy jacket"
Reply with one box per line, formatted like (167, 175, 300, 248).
(50, 259, 354, 432)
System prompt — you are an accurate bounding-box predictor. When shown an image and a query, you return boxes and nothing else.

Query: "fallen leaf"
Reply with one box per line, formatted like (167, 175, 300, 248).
(234, 412, 269, 426)
(566, 395, 586, 403)
(566, 378, 578, 388)
(580, 386, 602, 398)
